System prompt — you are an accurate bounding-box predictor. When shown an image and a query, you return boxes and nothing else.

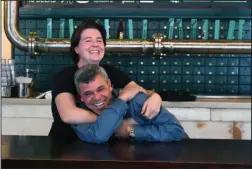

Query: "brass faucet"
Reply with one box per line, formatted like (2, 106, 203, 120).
(25, 68, 39, 77)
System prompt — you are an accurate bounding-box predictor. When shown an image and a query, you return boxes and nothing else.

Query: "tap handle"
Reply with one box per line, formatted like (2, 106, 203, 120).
(26, 68, 39, 73)
(26, 68, 39, 77)
(30, 69, 39, 73)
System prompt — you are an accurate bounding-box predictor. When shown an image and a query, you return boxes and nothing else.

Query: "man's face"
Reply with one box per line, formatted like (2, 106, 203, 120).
(79, 74, 113, 115)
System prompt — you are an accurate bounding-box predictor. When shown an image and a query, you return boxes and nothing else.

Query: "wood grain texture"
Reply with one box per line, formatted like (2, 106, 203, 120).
(2, 135, 251, 169)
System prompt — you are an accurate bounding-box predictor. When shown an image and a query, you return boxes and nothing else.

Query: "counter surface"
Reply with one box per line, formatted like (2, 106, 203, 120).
(2, 135, 251, 168)
(2, 98, 251, 109)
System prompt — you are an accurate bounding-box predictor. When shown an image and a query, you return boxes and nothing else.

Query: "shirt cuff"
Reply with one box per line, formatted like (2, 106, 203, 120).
(133, 124, 147, 141)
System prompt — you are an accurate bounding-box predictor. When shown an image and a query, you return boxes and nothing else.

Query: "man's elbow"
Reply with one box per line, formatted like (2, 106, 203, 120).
(158, 125, 185, 141)
(78, 133, 110, 144)
(168, 126, 186, 141)
(173, 127, 186, 141)
(82, 137, 109, 144)
(92, 135, 111, 144)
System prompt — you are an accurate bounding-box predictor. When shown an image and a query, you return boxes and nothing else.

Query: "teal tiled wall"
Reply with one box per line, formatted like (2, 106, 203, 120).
(14, 18, 251, 95)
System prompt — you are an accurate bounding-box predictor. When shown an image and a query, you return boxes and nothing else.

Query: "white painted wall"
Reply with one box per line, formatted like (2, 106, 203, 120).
(1, 99, 251, 140)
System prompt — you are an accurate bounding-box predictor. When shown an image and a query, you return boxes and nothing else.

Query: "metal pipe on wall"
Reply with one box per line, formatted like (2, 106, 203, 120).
(4, 1, 28, 53)
(4, 1, 251, 56)
(161, 40, 251, 54)
(36, 39, 154, 53)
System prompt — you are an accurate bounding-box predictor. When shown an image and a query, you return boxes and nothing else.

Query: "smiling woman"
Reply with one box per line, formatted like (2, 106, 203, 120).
(74, 28, 105, 66)
(49, 19, 163, 142)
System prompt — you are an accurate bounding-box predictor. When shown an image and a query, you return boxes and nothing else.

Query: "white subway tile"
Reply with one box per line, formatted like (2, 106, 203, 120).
(234, 122, 251, 140)
(211, 109, 251, 122)
(2, 118, 53, 136)
(166, 108, 210, 121)
(180, 121, 233, 139)
(2, 105, 52, 118)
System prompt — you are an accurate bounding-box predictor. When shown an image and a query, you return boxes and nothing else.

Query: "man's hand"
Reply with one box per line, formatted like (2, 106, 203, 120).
(114, 120, 132, 139)
(118, 84, 146, 102)
(141, 92, 162, 119)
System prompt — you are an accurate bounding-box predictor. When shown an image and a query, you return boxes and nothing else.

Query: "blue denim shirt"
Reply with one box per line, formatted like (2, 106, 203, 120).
(71, 92, 185, 144)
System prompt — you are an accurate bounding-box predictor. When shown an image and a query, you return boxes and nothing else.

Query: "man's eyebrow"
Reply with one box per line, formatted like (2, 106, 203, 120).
(83, 91, 93, 95)
(97, 85, 105, 90)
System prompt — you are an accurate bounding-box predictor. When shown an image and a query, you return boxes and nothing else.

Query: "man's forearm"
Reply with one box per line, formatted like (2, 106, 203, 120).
(133, 122, 184, 141)
(127, 93, 184, 142)
(132, 107, 185, 141)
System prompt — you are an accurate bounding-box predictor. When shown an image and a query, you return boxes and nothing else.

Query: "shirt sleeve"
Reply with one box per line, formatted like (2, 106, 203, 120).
(71, 99, 128, 144)
(128, 93, 185, 142)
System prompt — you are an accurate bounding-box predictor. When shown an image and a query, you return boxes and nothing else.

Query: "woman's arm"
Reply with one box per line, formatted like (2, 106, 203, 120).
(55, 93, 97, 124)
(123, 81, 162, 119)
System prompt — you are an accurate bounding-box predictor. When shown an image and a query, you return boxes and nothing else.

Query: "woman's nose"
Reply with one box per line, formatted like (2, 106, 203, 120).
(92, 41, 98, 46)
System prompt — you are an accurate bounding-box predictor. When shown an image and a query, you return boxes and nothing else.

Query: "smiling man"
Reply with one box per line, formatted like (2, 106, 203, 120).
(72, 64, 185, 144)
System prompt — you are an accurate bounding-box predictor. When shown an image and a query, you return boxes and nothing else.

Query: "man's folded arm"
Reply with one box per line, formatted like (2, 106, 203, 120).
(71, 99, 128, 144)
(129, 93, 185, 141)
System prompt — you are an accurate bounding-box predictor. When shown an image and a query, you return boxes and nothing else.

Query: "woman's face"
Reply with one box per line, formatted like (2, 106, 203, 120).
(75, 28, 105, 66)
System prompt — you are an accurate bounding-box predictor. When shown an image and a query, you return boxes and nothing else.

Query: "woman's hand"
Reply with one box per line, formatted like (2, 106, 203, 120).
(123, 81, 162, 119)
(141, 92, 162, 119)
(119, 83, 146, 102)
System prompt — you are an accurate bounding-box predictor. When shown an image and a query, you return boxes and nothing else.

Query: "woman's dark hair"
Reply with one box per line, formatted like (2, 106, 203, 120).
(70, 19, 107, 64)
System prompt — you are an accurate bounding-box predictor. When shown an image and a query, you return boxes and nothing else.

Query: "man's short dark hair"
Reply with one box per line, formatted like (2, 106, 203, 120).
(74, 64, 109, 94)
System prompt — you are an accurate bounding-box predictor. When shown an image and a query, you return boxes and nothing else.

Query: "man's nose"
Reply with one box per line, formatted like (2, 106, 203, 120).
(94, 92, 102, 100)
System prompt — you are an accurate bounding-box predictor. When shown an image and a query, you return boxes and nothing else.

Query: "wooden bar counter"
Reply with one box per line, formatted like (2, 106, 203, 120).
(2, 135, 251, 169)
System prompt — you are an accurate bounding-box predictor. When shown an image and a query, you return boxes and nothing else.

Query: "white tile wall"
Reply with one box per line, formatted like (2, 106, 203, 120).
(234, 122, 251, 140)
(211, 109, 251, 122)
(2, 118, 53, 136)
(180, 121, 234, 139)
(1, 102, 251, 139)
(166, 108, 210, 121)
(2, 105, 52, 118)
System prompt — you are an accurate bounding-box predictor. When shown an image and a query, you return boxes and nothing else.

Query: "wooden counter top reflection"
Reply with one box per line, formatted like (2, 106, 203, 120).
(2, 135, 251, 169)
